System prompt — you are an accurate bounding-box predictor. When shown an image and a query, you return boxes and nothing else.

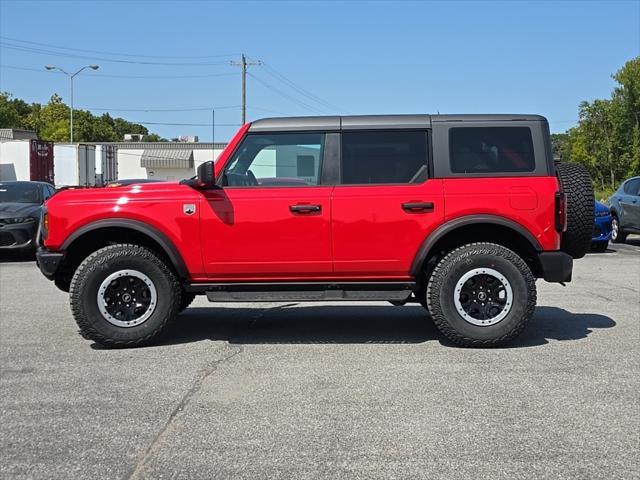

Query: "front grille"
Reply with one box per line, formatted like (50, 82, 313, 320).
(0, 232, 16, 247)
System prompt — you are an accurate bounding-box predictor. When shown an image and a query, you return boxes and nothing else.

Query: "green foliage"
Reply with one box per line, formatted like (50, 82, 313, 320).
(555, 57, 640, 189)
(0, 92, 166, 142)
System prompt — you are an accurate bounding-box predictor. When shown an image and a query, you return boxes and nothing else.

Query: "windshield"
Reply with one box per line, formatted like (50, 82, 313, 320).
(0, 183, 42, 204)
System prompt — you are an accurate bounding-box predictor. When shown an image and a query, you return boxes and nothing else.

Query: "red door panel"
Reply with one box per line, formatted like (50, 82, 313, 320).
(331, 180, 444, 278)
(200, 187, 333, 279)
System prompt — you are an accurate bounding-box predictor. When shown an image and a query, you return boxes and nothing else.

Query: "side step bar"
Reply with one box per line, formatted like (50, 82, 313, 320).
(185, 281, 416, 303)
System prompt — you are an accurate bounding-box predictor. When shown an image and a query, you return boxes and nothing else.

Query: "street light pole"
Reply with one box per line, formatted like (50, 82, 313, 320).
(45, 64, 100, 143)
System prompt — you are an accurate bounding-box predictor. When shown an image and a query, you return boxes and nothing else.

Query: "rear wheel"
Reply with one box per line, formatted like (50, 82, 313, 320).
(69, 244, 181, 348)
(556, 162, 594, 259)
(611, 216, 627, 243)
(426, 243, 536, 347)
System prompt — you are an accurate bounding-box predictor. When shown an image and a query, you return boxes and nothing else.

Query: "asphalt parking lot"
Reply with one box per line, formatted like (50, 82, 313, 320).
(1, 240, 639, 480)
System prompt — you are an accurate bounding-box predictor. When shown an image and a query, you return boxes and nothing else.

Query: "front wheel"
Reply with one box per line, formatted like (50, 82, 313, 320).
(426, 243, 536, 347)
(69, 244, 181, 348)
(611, 216, 627, 243)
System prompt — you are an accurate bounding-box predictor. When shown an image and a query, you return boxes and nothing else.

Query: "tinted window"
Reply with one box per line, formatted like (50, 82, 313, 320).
(0, 183, 41, 204)
(623, 178, 640, 195)
(224, 133, 324, 187)
(449, 127, 535, 173)
(341, 131, 427, 184)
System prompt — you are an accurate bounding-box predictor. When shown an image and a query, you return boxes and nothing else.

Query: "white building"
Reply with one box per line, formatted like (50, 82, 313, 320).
(100, 142, 227, 181)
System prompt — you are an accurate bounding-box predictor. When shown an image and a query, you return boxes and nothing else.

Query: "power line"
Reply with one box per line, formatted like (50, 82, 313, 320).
(258, 60, 344, 113)
(131, 121, 240, 126)
(248, 72, 329, 115)
(0, 42, 230, 66)
(0, 36, 239, 60)
(247, 106, 296, 115)
(0, 64, 237, 79)
(83, 105, 241, 112)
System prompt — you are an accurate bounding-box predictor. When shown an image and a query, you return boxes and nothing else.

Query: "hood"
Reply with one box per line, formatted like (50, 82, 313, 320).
(595, 201, 610, 214)
(0, 202, 42, 219)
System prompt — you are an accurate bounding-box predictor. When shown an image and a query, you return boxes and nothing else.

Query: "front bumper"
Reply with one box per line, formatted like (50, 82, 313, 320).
(0, 222, 37, 251)
(538, 251, 573, 283)
(592, 215, 613, 242)
(36, 248, 64, 279)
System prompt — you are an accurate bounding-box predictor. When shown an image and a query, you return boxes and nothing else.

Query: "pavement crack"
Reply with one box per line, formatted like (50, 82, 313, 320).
(125, 344, 243, 480)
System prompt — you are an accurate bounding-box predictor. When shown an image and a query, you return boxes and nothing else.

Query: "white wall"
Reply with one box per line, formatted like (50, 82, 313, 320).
(117, 147, 224, 181)
(0, 141, 30, 181)
(116, 149, 145, 179)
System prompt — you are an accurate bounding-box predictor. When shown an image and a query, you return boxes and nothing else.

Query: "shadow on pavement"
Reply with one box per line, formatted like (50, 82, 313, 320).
(149, 304, 615, 349)
(0, 251, 35, 263)
(508, 306, 615, 348)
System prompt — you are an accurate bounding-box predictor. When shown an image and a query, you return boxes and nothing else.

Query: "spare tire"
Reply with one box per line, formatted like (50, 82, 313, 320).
(556, 162, 594, 259)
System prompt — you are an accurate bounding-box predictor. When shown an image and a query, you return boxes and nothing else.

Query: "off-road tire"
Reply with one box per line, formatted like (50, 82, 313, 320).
(556, 162, 594, 259)
(426, 242, 536, 347)
(611, 215, 627, 243)
(179, 291, 196, 312)
(69, 244, 181, 348)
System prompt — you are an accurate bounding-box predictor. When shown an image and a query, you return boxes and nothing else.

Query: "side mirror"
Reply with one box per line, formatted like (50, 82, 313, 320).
(196, 161, 217, 188)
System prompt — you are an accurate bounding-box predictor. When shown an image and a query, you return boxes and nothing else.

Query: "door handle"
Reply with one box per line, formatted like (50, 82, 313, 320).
(402, 202, 434, 212)
(290, 204, 321, 213)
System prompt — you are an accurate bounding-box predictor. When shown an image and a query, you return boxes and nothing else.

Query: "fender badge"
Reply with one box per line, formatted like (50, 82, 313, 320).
(183, 204, 196, 215)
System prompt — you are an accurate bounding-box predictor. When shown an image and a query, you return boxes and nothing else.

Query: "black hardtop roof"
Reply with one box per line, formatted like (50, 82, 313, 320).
(248, 114, 548, 132)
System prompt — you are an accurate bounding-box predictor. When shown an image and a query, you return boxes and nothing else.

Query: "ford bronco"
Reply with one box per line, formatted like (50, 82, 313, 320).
(36, 115, 594, 348)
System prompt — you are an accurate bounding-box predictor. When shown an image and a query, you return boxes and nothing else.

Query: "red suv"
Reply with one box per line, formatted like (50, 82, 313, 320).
(36, 115, 594, 348)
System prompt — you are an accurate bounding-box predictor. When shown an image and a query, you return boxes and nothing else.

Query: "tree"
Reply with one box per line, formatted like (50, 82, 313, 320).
(0, 92, 23, 129)
(559, 57, 640, 189)
(0, 91, 164, 142)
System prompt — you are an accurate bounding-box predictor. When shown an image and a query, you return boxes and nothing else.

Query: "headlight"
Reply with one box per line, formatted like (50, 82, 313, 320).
(1, 217, 36, 224)
(595, 210, 610, 218)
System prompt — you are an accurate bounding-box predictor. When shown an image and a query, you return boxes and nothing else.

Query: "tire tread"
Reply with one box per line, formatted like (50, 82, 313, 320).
(426, 242, 536, 347)
(69, 244, 181, 348)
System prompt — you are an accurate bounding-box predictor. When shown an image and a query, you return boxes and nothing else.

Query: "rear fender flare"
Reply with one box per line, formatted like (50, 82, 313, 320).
(409, 215, 542, 276)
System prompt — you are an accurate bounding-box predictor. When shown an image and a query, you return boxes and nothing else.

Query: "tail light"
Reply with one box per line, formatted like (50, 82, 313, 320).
(555, 192, 567, 232)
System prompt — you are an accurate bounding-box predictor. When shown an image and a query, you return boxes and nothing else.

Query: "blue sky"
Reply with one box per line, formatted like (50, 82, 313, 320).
(0, 0, 638, 142)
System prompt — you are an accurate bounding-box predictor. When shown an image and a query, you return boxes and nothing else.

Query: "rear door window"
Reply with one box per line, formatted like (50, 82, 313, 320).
(340, 131, 428, 184)
(449, 127, 535, 174)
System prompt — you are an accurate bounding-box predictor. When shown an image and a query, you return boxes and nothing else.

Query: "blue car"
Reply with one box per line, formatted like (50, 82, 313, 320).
(591, 201, 612, 252)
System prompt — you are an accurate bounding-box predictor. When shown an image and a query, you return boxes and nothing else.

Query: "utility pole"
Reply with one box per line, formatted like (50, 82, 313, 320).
(231, 54, 261, 124)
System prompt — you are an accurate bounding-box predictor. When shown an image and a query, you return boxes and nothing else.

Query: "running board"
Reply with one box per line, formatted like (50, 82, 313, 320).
(185, 282, 415, 303)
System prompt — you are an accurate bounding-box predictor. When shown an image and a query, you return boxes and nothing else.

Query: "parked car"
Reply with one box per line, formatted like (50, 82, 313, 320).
(36, 114, 594, 348)
(590, 201, 612, 252)
(609, 176, 640, 243)
(0, 181, 55, 254)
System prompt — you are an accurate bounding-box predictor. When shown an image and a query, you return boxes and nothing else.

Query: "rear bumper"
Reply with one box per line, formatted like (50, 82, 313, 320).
(36, 248, 63, 280)
(538, 251, 573, 283)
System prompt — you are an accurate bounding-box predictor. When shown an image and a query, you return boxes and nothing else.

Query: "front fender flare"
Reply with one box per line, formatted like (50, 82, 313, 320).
(61, 218, 188, 279)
